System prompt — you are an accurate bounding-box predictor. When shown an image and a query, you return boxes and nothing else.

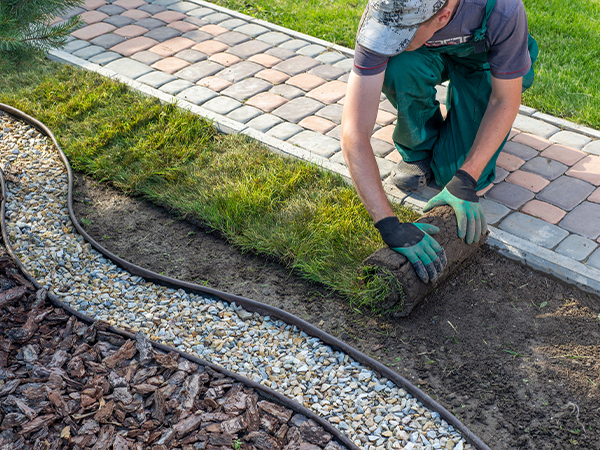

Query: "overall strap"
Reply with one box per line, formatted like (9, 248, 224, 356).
(472, 0, 497, 53)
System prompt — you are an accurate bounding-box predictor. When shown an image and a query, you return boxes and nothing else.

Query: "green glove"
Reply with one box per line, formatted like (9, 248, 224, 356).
(375, 216, 447, 283)
(423, 170, 488, 244)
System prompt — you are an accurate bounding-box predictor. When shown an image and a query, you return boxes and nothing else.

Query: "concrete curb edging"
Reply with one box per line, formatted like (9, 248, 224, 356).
(47, 48, 600, 298)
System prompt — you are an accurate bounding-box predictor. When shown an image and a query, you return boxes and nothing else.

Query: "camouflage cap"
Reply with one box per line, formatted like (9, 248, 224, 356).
(356, 0, 446, 56)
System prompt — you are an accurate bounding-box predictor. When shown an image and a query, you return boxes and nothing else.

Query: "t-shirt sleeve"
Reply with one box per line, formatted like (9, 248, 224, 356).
(487, 0, 531, 79)
(352, 44, 389, 76)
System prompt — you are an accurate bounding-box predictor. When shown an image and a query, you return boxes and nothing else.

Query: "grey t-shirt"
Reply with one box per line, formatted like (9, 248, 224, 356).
(353, 0, 531, 80)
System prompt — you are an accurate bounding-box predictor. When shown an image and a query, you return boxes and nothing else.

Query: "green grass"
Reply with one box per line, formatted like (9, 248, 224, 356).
(0, 56, 418, 311)
(209, 0, 600, 131)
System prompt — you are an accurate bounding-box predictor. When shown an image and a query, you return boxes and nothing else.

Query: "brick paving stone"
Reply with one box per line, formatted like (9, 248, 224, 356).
(202, 96, 242, 115)
(385, 151, 402, 163)
(506, 170, 549, 193)
(131, 50, 162, 65)
(257, 32, 292, 46)
(111, 36, 158, 56)
(496, 152, 525, 172)
(168, 1, 200, 13)
(521, 199, 566, 224)
(540, 144, 586, 166)
(521, 156, 567, 180)
(479, 198, 511, 225)
(115, 25, 149, 38)
(274, 55, 321, 76)
(214, 31, 250, 46)
(372, 125, 394, 144)
(333, 58, 354, 72)
(209, 52, 242, 67)
(226, 105, 262, 123)
(493, 167, 509, 183)
(154, 0, 178, 6)
(175, 49, 207, 63)
(234, 24, 270, 37)
(63, 40, 90, 53)
(499, 212, 569, 249)
(73, 45, 105, 59)
(122, 9, 151, 20)
(182, 30, 214, 43)
(175, 60, 223, 82)
(512, 115, 560, 139)
(298, 115, 336, 134)
(88, 51, 121, 65)
(227, 40, 272, 59)
(191, 40, 229, 55)
(175, 85, 218, 105)
(104, 15, 136, 27)
(113, 0, 146, 9)
(508, 128, 520, 139)
(286, 73, 326, 91)
(159, 79, 193, 95)
(152, 10, 186, 23)
(279, 39, 310, 51)
(265, 47, 296, 60)
(476, 184, 494, 197)
(61, 5, 86, 19)
(246, 114, 283, 132)
(197, 76, 232, 92)
(136, 70, 176, 88)
(266, 122, 303, 140)
(168, 20, 198, 33)
(269, 84, 304, 100)
(307, 64, 347, 82)
(376, 109, 397, 127)
(81, 10, 109, 24)
(536, 175, 594, 211)
(149, 36, 195, 56)
(566, 155, 600, 185)
(550, 130, 592, 149)
(297, 44, 327, 58)
(587, 249, 600, 270)
(376, 156, 397, 178)
(203, 13, 232, 24)
(338, 73, 350, 83)
(327, 125, 341, 140)
(555, 235, 597, 261)
(288, 131, 341, 158)
(329, 152, 347, 166)
(98, 4, 125, 15)
(216, 61, 263, 83)
(186, 7, 214, 19)
(245, 92, 288, 112)
(221, 78, 272, 101)
(199, 24, 228, 36)
(271, 97, 324, 123)
(370, 138, 394, 157)
(137, 4, 164, 14)
(151, 56, 190, 74)
(145, 26, 183, 42)
(184, 17, 208, 27)
(218, 18, 247, 30)
(315, 51, 346, 65)
(560, 202, 600, 239)
(583, 140, 600, 156)
(379, 99, 396, 113)
(248, 53, 282, 68)
(315, 104, 343, 124)
(255, 69, 289, 85)
(72, 22, 116, 40)
(134, 17, 166, 30)
(484, 182, 534, 209)
(105, 58, 153, 79)
(83, 0, 107, 10)
(589, 187, 600, 204)
(502, 141, 539, 161)
(306, 80, 347, 104)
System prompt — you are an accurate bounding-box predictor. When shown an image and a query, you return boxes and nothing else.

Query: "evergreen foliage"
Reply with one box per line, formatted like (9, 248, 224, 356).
(0, 0, 84, 58)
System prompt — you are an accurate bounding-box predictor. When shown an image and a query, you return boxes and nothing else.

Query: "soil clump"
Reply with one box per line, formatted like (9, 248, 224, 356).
(72, 173, 600, 450)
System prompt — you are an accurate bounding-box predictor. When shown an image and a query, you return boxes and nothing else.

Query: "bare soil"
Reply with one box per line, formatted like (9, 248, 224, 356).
(72, 173, 600, 450)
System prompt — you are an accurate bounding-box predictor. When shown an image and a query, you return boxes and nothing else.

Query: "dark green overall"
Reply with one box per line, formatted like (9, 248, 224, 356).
(382, 0, 538, 191)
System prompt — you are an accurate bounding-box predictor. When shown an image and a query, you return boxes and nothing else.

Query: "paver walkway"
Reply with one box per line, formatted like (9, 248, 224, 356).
(51, 0, 600, 293)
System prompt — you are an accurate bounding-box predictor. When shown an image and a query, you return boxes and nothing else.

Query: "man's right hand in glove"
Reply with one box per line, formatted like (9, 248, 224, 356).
(375, 216, 447, 283)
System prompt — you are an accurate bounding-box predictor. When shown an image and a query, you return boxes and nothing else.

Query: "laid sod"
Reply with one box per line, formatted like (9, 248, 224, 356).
(0, 57, 419, 310)
(209, 0, 600, 131)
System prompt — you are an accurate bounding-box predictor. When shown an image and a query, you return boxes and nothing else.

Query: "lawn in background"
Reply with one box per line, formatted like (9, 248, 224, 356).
(0, 57, 419, 311)
(210, 0, 600, 131)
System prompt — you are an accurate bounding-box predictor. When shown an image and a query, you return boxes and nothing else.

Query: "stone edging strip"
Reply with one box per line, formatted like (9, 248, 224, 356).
(48, 47, 600, 300)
